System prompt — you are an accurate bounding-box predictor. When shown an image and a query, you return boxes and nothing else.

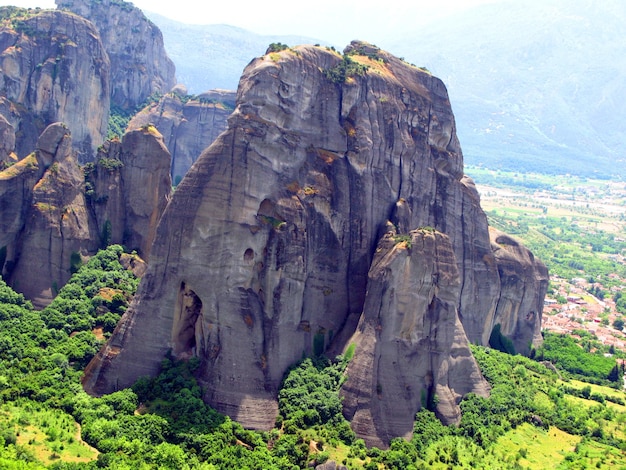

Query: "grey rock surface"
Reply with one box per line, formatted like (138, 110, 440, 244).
(490, 227, 549, 355)
(0, 124, 171, 305)
(127, 89, 235, 180)
(341, 229, 490, 448)
(83, 41, 545, 445)
(0, 9, 110, 161)
(56, 0, 176, 111)
(5, 123, 98, 307)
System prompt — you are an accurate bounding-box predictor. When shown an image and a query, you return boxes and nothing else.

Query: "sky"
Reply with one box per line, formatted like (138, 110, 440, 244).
(2, 0, 502, 45)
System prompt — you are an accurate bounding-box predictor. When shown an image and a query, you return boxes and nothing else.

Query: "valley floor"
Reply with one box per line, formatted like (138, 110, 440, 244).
(469, 167, 626, 363)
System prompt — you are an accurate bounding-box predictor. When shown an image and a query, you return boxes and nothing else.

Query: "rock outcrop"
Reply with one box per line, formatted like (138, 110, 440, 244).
(3, 123, 98, 307)
(490, 227, 549, 355)
(0, 122, 171, 306)
(86, 126, 172, 260)
(128, 87, 235, 180)
(341, 228, 490, 448)
(83, 41, 546, 445)
(0, 2, 178, 303)
(56, 0, 176, 111)
(0, 113, 17, 164)
(0, 8, 110, 161)
(0, 137, 47, 253)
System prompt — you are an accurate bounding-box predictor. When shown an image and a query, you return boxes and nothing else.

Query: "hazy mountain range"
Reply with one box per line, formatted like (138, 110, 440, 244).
(144, 13, 325, 94)
(146, 0, 626, 178)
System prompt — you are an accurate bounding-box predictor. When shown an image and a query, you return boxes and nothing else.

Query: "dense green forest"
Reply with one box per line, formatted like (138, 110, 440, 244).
(0, 245, 625, 468)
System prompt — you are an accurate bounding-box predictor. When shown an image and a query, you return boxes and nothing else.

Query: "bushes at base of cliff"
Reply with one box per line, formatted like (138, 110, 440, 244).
(278, 355, 353, 444)
(534, 332, 621, 384)
(42, 245, 138, 336)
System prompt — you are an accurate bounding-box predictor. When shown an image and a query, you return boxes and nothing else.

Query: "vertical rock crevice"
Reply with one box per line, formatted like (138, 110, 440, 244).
(172, 282, 204, 359)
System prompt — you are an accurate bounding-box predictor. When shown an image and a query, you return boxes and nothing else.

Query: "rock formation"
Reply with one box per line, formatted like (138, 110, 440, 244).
(0, 114, 17, 164)
(83, 41, 546, 445)
(86, 126, 172, 260)
(127, 87, 235, 180)
(0, 123, 171, 306)
(84, 42, 541, 445)
(490, 227, 548, 355)
(56, 0, 176, 111)
(0, 8, 110, 161)
(2, 123, 98, 307)
(315, 461, 347, 470)
(0, 2, 180, 303)
(341, 228, 490, 448)
(0, 134, 47, 253)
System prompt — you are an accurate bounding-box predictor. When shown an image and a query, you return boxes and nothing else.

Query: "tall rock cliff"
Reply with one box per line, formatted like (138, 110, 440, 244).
(0, 128, 47, 253)
(0, 3, 176, 304)
(83, 42, 546, 445)
(86, 126, 172, 261)
(490, 228, 548, 355)
(56, 0, 176, 111)
(341, 228, 489, 448)
(2, 123, 99, 307)
(0, 7, 110, 161)
(0, 123, 171, 306)
(127, 87, 235, 180)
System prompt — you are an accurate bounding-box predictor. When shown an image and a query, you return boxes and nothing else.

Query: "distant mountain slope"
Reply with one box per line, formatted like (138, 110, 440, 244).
(389, 0, 626, 178)
(149, 1, 626, 178)
(145, 12, 325, 93)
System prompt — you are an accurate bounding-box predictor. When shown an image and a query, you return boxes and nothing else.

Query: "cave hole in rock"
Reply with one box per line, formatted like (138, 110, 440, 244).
(172, 282, 204, 358)
(244, 248, 254, 263)
(258, 199, 276, 218)
(257, 198, 284, 227)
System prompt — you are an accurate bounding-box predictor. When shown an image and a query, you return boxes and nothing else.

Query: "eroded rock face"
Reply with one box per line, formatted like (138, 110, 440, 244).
(56, 0, 176, 111)
(5, 123, 98, 307)
(0, 9, 110, 161)
(128, 88, 236, 180)
(83, 42, 544, 444)
(341, 229, 490, 448)
(0, 148, 45, 253)
(490, 227, 549, 355)
(0, 114, 16, 164)
(117, 127, 172, 258)
(0, 122, 171, 306)
(86, 127, 172, 261)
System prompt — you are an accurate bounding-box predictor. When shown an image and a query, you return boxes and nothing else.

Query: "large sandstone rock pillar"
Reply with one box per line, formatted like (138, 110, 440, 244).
(341, 229, 489, 448)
